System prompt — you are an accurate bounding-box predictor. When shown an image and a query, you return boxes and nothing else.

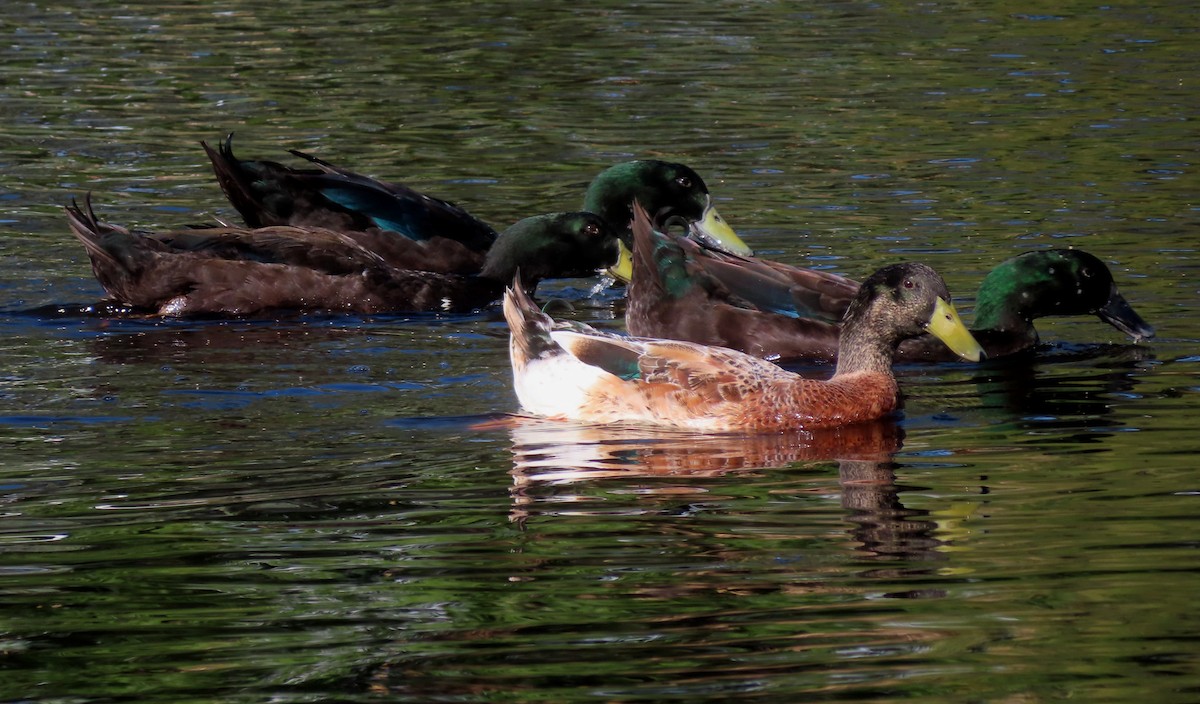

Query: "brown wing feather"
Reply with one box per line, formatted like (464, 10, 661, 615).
(146, 225, 390, 274)
(626, 204, 846, 363)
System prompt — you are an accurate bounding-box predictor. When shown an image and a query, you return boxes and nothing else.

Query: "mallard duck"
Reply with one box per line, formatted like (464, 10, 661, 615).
(631, 210, 1154, 363)
(65, 195, 617, 317)
(899, 248, 1154, 360)
(201, 134, 751, 280)
(502, 250, 983, 431)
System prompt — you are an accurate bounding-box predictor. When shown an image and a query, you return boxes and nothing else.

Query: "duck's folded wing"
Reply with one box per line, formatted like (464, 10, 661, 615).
(549, 330, 780, 404)
(288, 150, 499, 251)
(687, 251, 810, 317)
(204, 136, 498, 254)
(146, 226, 389, 275)
(687, 244, 859, 322)
(549, 330, 645, 381)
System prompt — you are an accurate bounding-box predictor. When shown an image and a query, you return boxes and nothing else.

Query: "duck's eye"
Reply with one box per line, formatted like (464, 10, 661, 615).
(903, 279, 915, 289)
(1080, 267, 1092, 278)
(675, 175, 693, 189)
(583, 223, 600, 237)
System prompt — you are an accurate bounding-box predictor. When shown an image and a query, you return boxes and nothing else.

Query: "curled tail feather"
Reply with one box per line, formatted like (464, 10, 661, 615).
(65, 194, 119, 270)
(629, 200, 667, 295)
(288, 148, 349, 176)
(201, 133, 270, 228)
(502, 277, 562, 364)
(65, 194, 165, 304)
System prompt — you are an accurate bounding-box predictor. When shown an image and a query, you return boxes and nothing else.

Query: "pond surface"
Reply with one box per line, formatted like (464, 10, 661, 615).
(1, 1, 1198, 702)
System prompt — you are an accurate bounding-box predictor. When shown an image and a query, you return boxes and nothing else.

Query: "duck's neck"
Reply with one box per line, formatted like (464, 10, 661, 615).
(972, 287, 1040, 351)
(834, 324, 894, 377)
(479, 244, 522, 283)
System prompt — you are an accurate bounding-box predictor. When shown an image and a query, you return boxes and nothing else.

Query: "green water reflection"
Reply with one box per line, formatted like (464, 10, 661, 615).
(1, 0, 1197, 702)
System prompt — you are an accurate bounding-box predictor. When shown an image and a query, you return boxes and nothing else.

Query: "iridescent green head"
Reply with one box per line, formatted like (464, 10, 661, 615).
(583, 161, 751, 280)
(973, 249, 1154, 341)
(480, 212, 619, 287)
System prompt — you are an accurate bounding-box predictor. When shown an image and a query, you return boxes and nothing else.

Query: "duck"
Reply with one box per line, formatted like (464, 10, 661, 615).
(502, 219, 983, 432)
(629, 209, 1154, 363)
(916, 248, 1155, 360)
(65, 195, 618, 317)
(201, 134, 752, 280)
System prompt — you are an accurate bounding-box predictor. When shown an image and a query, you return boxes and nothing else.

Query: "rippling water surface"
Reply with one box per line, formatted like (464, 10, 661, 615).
(1, 1, 1197, 702)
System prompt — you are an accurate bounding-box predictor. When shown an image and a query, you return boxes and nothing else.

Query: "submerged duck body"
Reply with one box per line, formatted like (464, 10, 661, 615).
(503, 208, 983, 432)
(629, 215, 1154, 363)
(202, 134, 752, 280)
(66, 196, 617, 317)
(920, 248, 1156, 359)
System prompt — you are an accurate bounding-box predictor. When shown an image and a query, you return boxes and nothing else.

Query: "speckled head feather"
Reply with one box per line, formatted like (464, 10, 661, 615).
(836, 262, 981, 375)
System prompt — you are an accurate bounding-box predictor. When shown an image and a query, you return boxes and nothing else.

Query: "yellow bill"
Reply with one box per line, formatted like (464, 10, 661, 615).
(687, 196, 753, 257)
(926, 297, 985, 362)
(607, 241, 634, 282)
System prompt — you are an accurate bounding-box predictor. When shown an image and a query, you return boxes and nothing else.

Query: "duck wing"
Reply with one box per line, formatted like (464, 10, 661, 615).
(626, 203, 843, 362)
(202, 135, 498, 273)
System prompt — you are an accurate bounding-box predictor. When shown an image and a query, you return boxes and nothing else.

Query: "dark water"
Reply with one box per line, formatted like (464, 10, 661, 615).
(2, 1, 1198, 702)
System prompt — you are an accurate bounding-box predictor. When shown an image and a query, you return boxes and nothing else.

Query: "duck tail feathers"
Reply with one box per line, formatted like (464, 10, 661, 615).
(502, 275, 562, 363)
(629, 200, 668, 294)
(65, 194, 156, 300)
(629, 200, 699, 300)
(201, 132, 270, 228)
(65, 193, 119, 270)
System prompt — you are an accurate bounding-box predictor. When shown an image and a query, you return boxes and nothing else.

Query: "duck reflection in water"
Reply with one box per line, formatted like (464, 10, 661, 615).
(949, 341, 1155, 447)
(504, 417, 948, 565)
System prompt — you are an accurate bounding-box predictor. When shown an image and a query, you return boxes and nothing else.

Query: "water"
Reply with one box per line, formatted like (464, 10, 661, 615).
(1, 1, 1198, 702)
